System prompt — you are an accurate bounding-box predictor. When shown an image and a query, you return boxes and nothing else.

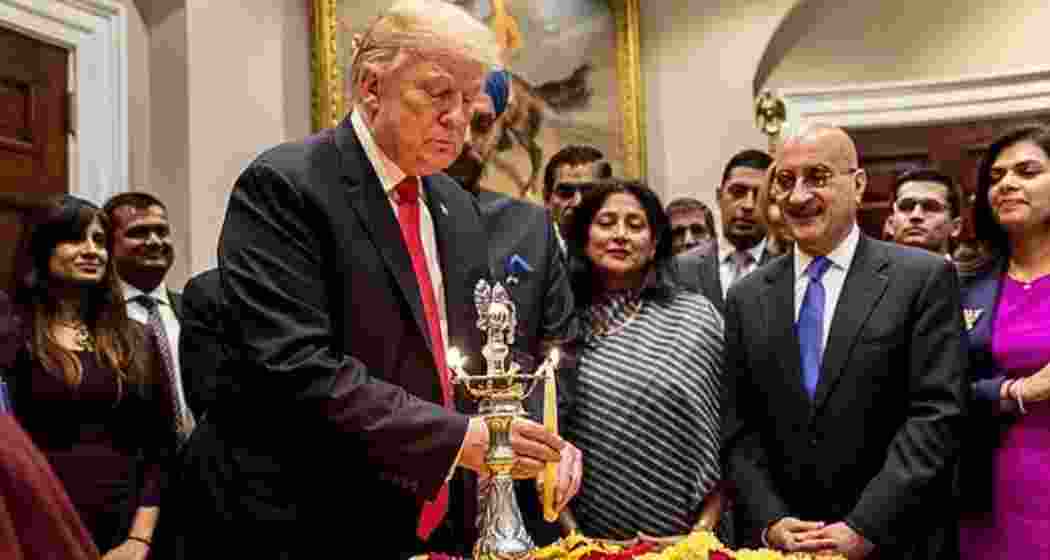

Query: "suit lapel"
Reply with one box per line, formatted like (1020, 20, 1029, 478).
(760, 253, 810, 406)
(759, 247, 775, 266)
(335, 119, 432, 351)
(704, 252, 725, 310)
(813, 235, 890, 410)
(423, 177, 489, 357)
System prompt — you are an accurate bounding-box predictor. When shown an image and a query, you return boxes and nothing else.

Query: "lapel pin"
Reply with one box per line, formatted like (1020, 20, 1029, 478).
(505, 254, 533, 286)
(440, 203, 448, 216)
(963, 308, 983, 331)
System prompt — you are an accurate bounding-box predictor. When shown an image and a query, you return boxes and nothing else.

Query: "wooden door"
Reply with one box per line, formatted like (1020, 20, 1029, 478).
(0, 25, 69, 292)
(848, 113, 1050, 241)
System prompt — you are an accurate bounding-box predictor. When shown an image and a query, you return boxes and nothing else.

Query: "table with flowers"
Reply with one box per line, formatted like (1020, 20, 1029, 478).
(415, 530, 847, 560)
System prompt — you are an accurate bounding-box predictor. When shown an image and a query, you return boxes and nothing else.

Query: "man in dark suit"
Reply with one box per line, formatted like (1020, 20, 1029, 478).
(447, 72, 582, 544)
(886, 168, 961, 257)
(177, 268, 226, 419)
(677, 149, 774, 312)
(722, 124, 968, 559)
(542, 145, 612, 254)
(103, 191, 194, 440)
(173, 3, 568, 558)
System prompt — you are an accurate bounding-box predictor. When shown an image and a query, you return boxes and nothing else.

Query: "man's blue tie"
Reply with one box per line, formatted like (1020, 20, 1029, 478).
(799, 256, 832, 399)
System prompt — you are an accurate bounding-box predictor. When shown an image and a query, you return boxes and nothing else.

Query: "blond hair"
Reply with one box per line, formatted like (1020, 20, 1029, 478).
(349, 0, 501, 104)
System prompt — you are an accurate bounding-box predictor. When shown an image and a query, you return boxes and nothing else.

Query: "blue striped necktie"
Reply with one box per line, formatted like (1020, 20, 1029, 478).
(799, 256, 832, 399)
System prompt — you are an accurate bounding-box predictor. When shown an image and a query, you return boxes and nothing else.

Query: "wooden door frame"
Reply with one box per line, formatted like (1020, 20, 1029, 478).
(0, 0, 128, 203)
(776, 65, 1050, 136)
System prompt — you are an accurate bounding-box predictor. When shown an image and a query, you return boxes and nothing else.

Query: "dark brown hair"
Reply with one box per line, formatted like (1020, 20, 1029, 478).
(974, 123, 1050, 257)
(13, 195, 153, 392)
(542, 145, 611, 201)
(893, 168, 961, 218)
(566, 179, 678, 307)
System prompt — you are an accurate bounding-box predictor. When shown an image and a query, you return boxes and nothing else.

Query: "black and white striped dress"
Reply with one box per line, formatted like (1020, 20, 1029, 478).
(565, 290, 724, 539)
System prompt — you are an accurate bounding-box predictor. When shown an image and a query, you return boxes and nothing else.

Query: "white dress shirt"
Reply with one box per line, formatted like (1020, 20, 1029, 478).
(351, 109, 462, 481)
(123, 281, 193, 421)
(793, 224, 861, 353)
(351, 110, 449, 351)
(719, 236, 768, 297)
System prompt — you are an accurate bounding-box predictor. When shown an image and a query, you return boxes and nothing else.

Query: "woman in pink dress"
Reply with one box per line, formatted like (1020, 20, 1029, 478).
(958, 124, 1050, 558)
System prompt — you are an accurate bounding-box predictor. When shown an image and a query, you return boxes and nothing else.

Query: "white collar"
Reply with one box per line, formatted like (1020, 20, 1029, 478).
(350, 108, 417, 197)
(794, 223, 861, 281)
(719, 236, 768, 264)
(122, 280, 170, 306)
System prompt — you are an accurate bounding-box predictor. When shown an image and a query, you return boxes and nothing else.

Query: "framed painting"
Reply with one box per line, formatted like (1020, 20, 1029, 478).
(310, 0, 645, 199)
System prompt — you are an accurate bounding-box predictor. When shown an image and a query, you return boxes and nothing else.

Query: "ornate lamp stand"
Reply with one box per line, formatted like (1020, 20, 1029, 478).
(448, 280, 561, 560)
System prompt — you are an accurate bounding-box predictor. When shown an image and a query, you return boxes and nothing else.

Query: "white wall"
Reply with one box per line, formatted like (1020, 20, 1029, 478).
(763, 0, 1050, 90)
(643, 0, 1050, 236)
(641, 0, 796, 222)
(129, 0, 311, 287)
(184, 0, 311, 276)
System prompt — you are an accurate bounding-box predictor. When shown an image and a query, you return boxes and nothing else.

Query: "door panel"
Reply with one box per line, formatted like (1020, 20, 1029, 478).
(0, 26, 69, 292)
(849, 113, 1050, 242)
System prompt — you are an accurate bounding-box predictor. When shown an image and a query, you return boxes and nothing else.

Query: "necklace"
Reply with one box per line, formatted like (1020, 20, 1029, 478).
(57, 319, 96, 352)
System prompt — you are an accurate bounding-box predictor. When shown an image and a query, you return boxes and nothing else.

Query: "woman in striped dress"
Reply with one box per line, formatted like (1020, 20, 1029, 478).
(561, 179, 725, 540)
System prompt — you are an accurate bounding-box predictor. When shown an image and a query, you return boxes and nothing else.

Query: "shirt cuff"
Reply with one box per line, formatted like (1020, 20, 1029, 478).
(973, 376, 1006, 403)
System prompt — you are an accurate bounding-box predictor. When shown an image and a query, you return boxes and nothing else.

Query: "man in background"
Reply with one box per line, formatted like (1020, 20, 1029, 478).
(541, 145, 612, 253)
(666, 196, 716, 255)
(887, 168, 961, 258)
(103, 192, 195, 441)
(677, 149, 774, 312)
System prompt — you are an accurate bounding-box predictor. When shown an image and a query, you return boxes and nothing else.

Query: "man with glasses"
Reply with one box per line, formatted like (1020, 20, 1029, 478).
(677, 149, 774, 313)
(542, 145, 612, 252)
(888, 169, 961, 257)
(723, 124, 967, 559)
(666, 197, 716, 255)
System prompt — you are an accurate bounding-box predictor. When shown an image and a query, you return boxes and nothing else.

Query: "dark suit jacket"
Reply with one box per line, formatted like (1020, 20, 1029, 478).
(956, 259, 1014, 514)
(722, 234, 968, 559)
(676, 243, 774, 313)
(177, 268, 225, 419)
(173, 116, 489, 559)
(477, 190, 576, 545)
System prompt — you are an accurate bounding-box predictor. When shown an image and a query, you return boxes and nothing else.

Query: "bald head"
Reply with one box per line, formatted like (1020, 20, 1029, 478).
(787, 124, 859, 170)
(776, 123, 866, 256)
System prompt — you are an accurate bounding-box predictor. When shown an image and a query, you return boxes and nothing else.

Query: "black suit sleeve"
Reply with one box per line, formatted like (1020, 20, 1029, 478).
(844, 259, 968, 546)
(722, 286, 791, 542)
(219, 162, 468, 499)
(537, 217, 579, 425)
(178, 272, 224, 418)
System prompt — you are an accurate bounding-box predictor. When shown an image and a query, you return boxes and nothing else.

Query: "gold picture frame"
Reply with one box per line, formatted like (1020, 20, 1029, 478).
(309, 0, 646, 183)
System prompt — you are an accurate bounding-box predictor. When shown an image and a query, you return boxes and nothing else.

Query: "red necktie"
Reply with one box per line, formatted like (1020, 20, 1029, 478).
(395, 178, 452, 541)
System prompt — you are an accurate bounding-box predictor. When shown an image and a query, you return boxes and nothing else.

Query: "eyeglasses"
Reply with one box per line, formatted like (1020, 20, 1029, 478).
(771, 165, 858, 200)
(894, 197, 947, 214)
(553, 182, 600, 199)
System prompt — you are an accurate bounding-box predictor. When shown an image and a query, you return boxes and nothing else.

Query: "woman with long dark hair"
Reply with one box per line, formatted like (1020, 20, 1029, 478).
(561, 180, 726, 540)
(958, 124, 1050, 557)
(0, 195, 175, 559)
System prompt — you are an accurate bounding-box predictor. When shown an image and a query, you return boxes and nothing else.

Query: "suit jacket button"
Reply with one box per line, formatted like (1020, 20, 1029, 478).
(809, 437, 818, 447)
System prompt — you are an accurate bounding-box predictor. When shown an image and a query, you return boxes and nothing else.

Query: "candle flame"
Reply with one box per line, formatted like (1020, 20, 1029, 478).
(447, 347, 466, 370)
